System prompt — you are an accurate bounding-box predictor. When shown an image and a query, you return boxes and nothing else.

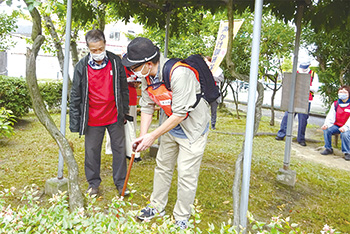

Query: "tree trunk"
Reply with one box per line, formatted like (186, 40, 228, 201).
(24, 0, 84, 210)
(43, 14, 72, 97)
(229, 83, 240, 119)
(70, 29, 80, 67)
(270, 82, 278, 126)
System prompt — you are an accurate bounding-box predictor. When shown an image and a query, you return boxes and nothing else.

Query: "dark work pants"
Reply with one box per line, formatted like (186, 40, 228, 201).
(85, 121, 127, 189)
(210, 100, 219, 128)
(277, 102, 311, 143)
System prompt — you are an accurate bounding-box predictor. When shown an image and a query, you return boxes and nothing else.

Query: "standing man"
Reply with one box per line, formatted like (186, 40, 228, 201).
(204, 56, 224, 130)
(122, 37, 210, 229)
(275, 60, 318, 146)
(69, 29, 129, 196)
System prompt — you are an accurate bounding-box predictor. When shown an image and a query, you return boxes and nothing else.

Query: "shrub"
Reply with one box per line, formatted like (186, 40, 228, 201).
(0, 107, 16, 138)
(0, 76, 65, 116)
(0, 76, 31, 117)
(39, 81, 63, 111)
(0, 185, 341, 234)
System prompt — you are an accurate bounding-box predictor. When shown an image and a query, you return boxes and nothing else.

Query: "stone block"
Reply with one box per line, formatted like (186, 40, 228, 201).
(276, 168, 297, 187)
(45, 177, 69, 197)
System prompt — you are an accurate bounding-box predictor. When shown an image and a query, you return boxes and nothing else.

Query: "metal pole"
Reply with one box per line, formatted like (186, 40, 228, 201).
(239, 0, 263, 229)
(164, 11, 171, 58)
(57, 0, 72, 179)
(283, 3, 304, 170)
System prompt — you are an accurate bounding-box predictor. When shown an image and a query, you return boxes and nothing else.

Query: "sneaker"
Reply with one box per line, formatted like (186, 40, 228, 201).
(298, 141, 307, 147)
(275, 136, 284, 141)
(117, 187, 130, 196)
(345, 153, 350, 161)
(175, 220, 188, 230)
(86, 187, 99, 197)
(137, 205, 165, 221)
(320, 148, 333, 155)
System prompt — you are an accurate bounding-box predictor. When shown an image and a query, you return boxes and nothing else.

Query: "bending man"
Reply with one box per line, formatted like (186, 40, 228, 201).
(122, 37, 210, 229)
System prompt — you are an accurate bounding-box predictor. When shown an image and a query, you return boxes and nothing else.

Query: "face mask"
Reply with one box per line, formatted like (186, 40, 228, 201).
(338, 93, 348, 100)
(133, 64, 150, 78)
(91, 50, 106, 62)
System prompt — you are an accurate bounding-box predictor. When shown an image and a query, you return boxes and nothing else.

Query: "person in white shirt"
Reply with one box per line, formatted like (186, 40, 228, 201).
(320, 85, 350, 161)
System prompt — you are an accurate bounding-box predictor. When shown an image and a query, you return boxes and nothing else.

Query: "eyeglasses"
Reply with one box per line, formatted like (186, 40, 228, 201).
(130, 63, 145, 73)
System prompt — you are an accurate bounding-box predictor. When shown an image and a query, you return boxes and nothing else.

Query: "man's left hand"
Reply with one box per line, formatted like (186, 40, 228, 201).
(133, 133, 156, 152)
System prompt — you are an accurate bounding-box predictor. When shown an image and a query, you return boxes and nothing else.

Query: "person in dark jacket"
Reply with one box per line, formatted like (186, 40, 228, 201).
(69, 29, 129, 196)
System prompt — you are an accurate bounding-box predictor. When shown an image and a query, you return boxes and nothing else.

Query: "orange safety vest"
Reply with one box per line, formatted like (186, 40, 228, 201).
(145, 62, 200, 117)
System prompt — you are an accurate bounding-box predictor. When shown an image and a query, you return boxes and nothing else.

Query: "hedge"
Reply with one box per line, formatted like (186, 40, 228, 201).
(0, 76, 64, 117)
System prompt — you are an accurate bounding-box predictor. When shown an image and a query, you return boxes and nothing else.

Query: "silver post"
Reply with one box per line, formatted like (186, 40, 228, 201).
(57, 0, 72, 179)
(239, 0, 263, 230)
(283, 3, 304, 170)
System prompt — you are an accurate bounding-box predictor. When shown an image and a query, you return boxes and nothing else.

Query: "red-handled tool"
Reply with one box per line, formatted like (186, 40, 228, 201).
(121, 144, 138, 197)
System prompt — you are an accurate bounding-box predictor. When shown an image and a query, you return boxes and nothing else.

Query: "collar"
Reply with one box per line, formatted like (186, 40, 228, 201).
(88, 53, 109, 70)
(338, 98, 350, 105)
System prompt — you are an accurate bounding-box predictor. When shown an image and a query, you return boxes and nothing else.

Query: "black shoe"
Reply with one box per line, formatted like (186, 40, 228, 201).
(275, 136, 284, 141)
(298, 141, 307, 146)
(345, 153, 350, 161)
(86, 187, 99, 197)
(211, 125, 216, 130)
(320, 148, 333, 155)
(126, 155, 142, 162)
(175, 220, 188, 230)
(118, 187, 130, 196)
(137, 205, 165, 221)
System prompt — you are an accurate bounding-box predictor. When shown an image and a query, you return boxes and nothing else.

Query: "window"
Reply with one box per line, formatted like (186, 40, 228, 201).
(114, 32, 120, 41)
(109, 31, 120, 41)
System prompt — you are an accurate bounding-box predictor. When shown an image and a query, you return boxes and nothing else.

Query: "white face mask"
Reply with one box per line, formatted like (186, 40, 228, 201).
(133, 64, 150, 78)
(338, 93, 348, 100)
(91, 50, 106, 62)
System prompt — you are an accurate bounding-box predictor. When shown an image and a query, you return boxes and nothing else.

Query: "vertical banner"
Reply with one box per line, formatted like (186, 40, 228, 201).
(210, 19, 244, 74)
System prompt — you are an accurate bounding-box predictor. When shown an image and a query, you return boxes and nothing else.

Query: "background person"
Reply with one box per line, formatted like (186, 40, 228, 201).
(69, 29, 129, 196)
(122, 37, 210, 229)
(275, 60, 319, 146)
(204, 56, 224, 130)
(105, 66, 141, 163)
(320, 85, 350, 161)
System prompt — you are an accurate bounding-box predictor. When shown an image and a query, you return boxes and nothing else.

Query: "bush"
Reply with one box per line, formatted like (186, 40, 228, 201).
(0, 76, 65, 116)
(39, 81, 63, 111)
(0, 107, 16, 138)
(0, 76, 31, 117)
(0, 186, 341, 234)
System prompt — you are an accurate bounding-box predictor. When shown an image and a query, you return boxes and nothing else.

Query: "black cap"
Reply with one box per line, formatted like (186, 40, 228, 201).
(122, 37, 158, 67)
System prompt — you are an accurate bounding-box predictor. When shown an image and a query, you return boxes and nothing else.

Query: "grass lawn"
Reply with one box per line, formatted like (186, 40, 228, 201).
(0, 109, 349, 233)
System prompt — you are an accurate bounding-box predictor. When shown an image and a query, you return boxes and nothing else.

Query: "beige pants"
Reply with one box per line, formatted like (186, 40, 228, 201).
(150, 130, 208, 221)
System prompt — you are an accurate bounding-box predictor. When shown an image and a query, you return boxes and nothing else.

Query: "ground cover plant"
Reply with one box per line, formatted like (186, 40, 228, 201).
(0, 109, 348, 232)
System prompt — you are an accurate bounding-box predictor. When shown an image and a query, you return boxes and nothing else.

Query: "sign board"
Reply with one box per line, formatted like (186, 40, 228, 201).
(280, 72, 311, 114)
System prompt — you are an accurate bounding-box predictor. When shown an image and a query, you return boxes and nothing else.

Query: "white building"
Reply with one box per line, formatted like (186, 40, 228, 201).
(5, 18, 143, 80)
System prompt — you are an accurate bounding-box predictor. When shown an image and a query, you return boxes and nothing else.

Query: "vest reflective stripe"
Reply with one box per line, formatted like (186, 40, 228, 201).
(334, 101, 350, 127)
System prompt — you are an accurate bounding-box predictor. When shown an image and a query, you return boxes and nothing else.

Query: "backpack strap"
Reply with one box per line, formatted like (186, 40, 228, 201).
(162, 58, 181, 90)
(162, 59, 202, 109)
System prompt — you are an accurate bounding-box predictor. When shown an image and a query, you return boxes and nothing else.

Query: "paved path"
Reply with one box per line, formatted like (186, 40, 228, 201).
(223, 90, 350, 171)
